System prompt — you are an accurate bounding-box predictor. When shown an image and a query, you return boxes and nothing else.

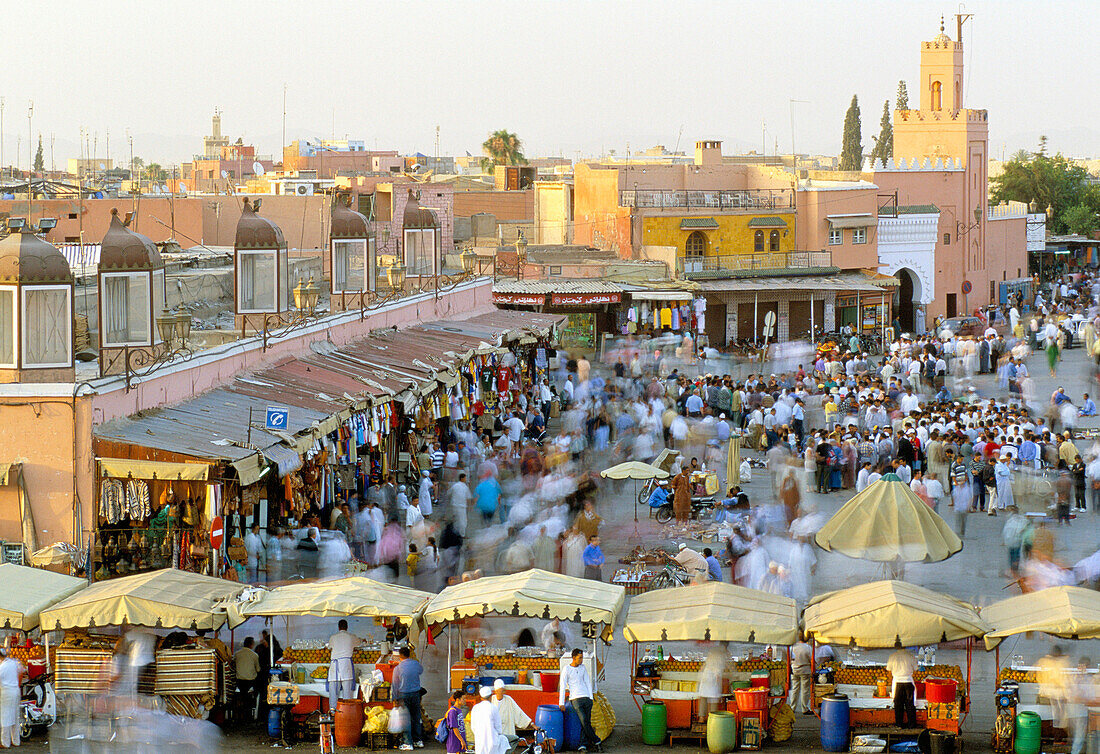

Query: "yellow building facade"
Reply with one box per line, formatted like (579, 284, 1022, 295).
(641, 212, 796, 260)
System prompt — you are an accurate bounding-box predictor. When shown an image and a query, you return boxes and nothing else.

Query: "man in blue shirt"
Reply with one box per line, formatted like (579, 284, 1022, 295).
(475, 473, 502, 523)
(1018, 432, 1039, 469)
(685, 388, 704, 417)
(392, 646, 425, 750)
(1082, 393, 1097, 417)
(791, 398, 806, 446)
(647, 481, 670, 509)
(703, 548, 723, 581)
(582, 535, 604, 581)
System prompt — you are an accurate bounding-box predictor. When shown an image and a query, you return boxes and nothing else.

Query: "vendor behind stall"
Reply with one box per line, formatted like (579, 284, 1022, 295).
(886, 642, 918, 728)
(328, 619, 363, 708)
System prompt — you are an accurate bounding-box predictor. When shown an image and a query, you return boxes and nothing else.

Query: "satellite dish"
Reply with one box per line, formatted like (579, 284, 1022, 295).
(220, 170, 229, 180)
(179, 182, 189, 192)
(98, 162, 106, 171)
(253, 162, 264, 176)
(161, 184, 169, 193)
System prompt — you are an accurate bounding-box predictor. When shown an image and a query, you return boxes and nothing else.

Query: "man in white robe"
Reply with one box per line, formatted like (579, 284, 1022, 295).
(472, 686, 510, 754)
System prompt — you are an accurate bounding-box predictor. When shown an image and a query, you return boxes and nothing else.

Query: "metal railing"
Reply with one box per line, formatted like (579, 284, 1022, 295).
(620, 188, 794, 210)
(677, 250, 833, 275)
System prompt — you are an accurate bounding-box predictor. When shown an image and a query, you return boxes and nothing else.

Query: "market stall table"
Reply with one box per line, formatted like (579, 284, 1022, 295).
(39, 568, 246, 719)
(623, 582, 799, 747)
(981, 586, 1100, 751)
(423, 569, 624, 743)
(804, 580, 988, 740)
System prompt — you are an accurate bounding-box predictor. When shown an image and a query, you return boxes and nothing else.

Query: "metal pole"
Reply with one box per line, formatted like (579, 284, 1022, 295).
(754, 292, 758, 345)
(810, 292, 815, 341)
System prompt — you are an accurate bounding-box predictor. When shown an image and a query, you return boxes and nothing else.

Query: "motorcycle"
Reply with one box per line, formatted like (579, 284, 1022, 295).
(20, 673, 56, 739)
(654, 498, 717, 524)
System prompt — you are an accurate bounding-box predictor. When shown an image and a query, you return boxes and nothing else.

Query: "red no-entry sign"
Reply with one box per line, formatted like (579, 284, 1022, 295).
(210, 516, 224, 549)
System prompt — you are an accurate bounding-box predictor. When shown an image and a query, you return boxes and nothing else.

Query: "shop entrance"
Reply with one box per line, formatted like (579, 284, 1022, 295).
(895, 268, 921, 333)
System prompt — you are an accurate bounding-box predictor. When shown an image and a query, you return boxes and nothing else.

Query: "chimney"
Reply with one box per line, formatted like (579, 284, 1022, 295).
(694, 140, 722, 167)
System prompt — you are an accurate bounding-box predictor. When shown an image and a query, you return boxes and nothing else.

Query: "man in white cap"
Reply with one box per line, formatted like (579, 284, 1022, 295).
(0, 644, 23, 748)
(673, 543, 708, 584)
(492, 678, 532, 744)
(471, 685, 509, 754)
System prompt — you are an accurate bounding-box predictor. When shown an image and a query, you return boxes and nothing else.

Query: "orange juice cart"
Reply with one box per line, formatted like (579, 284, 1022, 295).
(803, 581, 986, 747)
(623, 581, 799, 748)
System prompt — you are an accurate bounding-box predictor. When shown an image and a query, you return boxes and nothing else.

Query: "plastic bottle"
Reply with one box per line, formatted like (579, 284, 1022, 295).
(658, 645, 664, 661)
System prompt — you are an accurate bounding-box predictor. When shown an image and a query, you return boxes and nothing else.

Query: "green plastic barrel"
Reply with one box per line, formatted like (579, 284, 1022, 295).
(642, 701, 668, 745)
(707, 711, 737, 754)
(1014, 711, 1041, 754)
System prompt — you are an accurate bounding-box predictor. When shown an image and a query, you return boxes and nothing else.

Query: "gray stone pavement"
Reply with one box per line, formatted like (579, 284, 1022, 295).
(23, 345, 1100, 752)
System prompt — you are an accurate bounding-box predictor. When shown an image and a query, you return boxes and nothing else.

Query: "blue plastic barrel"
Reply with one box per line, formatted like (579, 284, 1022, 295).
(536, 705, 565, 750)
(564, 704, 584, 750)
(820, 693, 850, 752)
(267, 708, 281, 738)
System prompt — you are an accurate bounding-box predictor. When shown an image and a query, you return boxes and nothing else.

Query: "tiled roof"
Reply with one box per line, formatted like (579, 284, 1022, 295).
(679, 217, 719, 229)
(747, 217, 788, 228)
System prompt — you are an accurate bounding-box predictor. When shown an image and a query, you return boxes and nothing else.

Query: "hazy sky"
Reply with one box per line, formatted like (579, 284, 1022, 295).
(7, 0, 1099, 169)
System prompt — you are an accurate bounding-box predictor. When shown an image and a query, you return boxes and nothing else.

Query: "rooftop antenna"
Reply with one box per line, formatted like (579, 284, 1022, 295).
(956, 6, 973, 45)
(674, 124, 684, 154)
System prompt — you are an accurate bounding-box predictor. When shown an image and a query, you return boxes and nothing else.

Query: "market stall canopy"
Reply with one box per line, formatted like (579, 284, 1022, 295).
(423, 569, 625, 641)
(0, 563, 86, 631)
(599, 461, 669, 481)
(40, 568, 246, 631)
(814, 474, 962, 563)
(980, 586, 1100, 650)
(623, 582, 798, 645)
(236, 577, 432, 641)
(30, 542, 78, 567)
(803, 580, 988, 648)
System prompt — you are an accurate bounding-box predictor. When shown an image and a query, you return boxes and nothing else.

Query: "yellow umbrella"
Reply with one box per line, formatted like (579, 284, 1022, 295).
(814, 473, 962, 563)
(599, 461, 668, 480)
(804, 580, 988, 648)
(600, 461, 669, 523)
(980, 586, 1100, 649)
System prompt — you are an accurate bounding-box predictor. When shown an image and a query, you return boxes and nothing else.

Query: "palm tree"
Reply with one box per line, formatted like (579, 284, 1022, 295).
(480, 129, 526, 172)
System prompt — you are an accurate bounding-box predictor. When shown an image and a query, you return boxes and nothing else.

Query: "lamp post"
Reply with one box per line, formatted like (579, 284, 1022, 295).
(515, 230, 528, 280)
(387, 259, 407, 291)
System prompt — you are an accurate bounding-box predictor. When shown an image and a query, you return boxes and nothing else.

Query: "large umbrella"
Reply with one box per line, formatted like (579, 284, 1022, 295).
(600, 460, 669, 523)
(814, 473, 962, 566)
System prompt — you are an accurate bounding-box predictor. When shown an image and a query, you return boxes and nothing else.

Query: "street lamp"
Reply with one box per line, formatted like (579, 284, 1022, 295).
(387, 259, 407, 290)
(460, 247, 477, 275)
(156, 308, 178, 345)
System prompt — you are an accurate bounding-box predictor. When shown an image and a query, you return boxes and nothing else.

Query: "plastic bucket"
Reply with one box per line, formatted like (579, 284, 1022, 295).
(707, 710, 737, 754)
(540, 672, 560, 693)
(819, 693, 850, 753)
(642, 702, 667, 745)
(924, 678, 957, 704)
(734, 688, 767, 711)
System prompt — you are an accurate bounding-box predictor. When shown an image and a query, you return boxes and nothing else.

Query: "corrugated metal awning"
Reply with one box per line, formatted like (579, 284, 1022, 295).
(261, 444, 302, 477)
(628, 290, 696, 301)
(827, 214, 875, 228)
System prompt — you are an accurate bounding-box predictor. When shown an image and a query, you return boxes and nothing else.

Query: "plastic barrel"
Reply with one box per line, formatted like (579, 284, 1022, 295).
(925, 678, 958, 704)
(267, 708, 281, 738)
(334, 698, 365, 748)
(564, 704, 584, 750)
(707, 711, 737, 754)
(819, 693, 850, 753)
(1015, 711, 1042, 754)
(642, 702, 667, 745)
(536, 705, 565, 751)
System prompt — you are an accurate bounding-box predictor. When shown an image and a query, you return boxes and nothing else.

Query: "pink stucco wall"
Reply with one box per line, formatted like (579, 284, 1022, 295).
(0, 280, 492, 547)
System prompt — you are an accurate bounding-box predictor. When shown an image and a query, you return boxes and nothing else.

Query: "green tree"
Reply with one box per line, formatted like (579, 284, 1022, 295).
(145, 162, 166, 181)
(869, 100, 893, 167)
(990, 137, 1094, 234)
(839, 95, 863, 171)
(1062, 204, 1097, 236)
(896, 80, 909, 110)
(480, 129, 526, 172)
(33, 136, 44, 173)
